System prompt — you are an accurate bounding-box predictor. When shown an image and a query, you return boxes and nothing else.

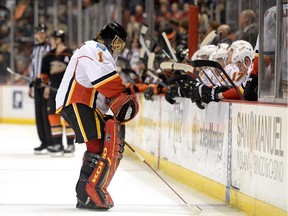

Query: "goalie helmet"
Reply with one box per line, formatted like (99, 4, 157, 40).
(99, 21, 127, 55)
(197, 44, 217, 59)
(232, 44, 255, 68)
(52, 29, 66, 42)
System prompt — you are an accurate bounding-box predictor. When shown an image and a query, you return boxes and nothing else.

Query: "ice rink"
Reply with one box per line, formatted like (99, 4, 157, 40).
(0, 123, 247, 216)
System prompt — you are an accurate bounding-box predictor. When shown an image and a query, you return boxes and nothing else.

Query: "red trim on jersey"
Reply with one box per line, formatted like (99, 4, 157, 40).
(222, 88, 241, 99)
(96, 76, 123, 98)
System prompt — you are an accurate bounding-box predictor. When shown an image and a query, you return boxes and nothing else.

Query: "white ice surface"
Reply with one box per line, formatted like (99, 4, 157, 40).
(0, 124, 247, 216)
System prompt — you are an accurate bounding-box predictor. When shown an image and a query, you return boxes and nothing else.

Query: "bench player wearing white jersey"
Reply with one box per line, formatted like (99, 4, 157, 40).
(55, 22, 139, 210)
(196, 44, 217, 86)
(164, 45, 255, 106)
(198, 44, 255, 102)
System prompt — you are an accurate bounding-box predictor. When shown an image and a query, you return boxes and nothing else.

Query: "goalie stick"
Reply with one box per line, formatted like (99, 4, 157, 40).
(188, 60, 245, 100)
(7, 67, 57, 92)
(125, 141, 203, 214)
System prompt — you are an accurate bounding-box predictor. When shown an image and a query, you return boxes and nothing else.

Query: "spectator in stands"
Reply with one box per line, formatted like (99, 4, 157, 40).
(211, 24, 233, 45)
(170, 2, 184, 21)
(155, 1, 171, 29)
(134, 4, 145, 24)
(237, 9, 258, 47)
(126, 15, 140, 39)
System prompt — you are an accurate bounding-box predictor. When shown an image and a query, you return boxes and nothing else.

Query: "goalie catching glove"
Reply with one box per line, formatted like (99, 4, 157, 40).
(106, 88, 139, 123)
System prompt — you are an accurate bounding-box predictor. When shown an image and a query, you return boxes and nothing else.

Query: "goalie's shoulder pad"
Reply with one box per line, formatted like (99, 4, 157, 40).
(106, 91, 139, 123)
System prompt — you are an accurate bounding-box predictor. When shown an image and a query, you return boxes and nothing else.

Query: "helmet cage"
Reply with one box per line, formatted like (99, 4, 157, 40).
(100, 22, 127, 55)
(111, 35, 126, 55)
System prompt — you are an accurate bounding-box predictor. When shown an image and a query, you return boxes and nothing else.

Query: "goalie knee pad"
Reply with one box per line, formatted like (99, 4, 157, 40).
(76, 119, 125, 210)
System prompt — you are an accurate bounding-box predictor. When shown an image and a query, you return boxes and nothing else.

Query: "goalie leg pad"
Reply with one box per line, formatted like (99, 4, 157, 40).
(76, 119, 125, 210)
(76, 151, 112, 210)
(101, 119, 125, 188)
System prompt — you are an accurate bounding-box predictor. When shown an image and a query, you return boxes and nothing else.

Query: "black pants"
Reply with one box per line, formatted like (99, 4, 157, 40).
(34, 87, 54, 147)
(60, 103, 105, 143)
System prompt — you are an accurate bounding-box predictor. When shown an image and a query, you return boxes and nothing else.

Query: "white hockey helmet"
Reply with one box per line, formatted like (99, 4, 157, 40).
(210, 47, 229, 64)
(229, 40, 253, 52)
(191, 49, 201, 60)
(197, 44, 217, 59)
(232, 44, 255, 68)
(218, 43, 229, 49)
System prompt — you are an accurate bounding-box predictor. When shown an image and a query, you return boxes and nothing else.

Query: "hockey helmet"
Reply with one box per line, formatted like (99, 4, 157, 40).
(100, 21, 127, 55)
(191, 49, 201, 61)
(210, 47, 229, 63)
(197, 44, 217, 59)
(232, 44, 255, 68)
(229, 40, 253, 52)
(35, 23, 47, 33)
(52, 29, 66, 42)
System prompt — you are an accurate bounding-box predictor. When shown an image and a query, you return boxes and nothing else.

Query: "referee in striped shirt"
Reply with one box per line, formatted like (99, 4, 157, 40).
(28, 23, 54, 154)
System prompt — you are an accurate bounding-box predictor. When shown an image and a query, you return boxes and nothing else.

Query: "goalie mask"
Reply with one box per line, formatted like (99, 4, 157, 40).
(99, 22, 127, 56)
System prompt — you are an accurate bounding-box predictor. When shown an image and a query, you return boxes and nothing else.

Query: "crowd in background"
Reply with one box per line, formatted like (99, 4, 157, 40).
(0, 0, 254, 86)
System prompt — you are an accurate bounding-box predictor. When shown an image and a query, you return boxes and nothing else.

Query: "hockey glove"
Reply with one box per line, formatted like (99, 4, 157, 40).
(190, 82, 202, 102)
(33, 77, 44, 88)
(244, 74, 258, 101)
(194, 100, 205, 109)
(144, 87, 155, 101)
(164, 85, 181, 104)
(200, 85, 229, 103)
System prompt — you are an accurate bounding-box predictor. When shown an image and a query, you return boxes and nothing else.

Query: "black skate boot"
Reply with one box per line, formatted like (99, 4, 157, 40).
(64, 144, 75, 157)
(49, 144, 64, 157)
(34, 144, 48, 155)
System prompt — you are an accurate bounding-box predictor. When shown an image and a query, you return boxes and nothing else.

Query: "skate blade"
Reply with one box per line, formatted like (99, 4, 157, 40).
(34, 150, 49, 155)
(63, 152, 75, 158)
(50, 151, 64, 157)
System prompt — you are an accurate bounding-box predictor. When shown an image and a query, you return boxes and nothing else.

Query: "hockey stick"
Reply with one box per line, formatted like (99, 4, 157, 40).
(124, 141, 203, 214)
(140, 25, 172, 59)
(139, 34, 151, 56)
(188, 60, 245, 100)
(160, 62, 203, 84)
(162, 32, 178, 62)
(7, 67, 57, 92)
(198, 67, 215, 86)
(200, 30, 217, 48)
(145, 51, 168, 87)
